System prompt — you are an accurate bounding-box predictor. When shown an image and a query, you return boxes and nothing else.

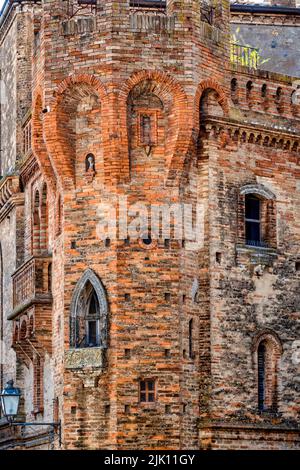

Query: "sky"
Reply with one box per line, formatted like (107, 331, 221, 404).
(0, 0, 6, 13)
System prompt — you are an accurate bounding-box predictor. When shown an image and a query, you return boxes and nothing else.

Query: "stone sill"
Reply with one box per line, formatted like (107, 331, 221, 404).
(237, 244, 277, 254)
(236, 244, 278, 268)
(65, 347, 105, 370)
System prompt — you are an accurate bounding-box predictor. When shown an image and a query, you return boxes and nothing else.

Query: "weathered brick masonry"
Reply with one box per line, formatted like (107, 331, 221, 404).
(0, 0, 299, 450)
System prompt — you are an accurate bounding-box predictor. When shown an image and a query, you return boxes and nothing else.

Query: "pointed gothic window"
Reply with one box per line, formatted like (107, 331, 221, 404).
(70, 269, 108, 349)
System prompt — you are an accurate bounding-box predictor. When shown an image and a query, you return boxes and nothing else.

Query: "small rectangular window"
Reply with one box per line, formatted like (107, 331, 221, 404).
(140, 380, 156, 403)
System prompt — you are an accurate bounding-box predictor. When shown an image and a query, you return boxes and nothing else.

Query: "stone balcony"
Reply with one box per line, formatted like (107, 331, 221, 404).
(64, 348, 106, 386)
(9, 255, 53, 355)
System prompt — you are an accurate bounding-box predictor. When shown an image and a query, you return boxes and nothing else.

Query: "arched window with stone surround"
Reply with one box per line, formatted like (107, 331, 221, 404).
(253, 332, 282, 413)
(70, 269, 108, 349)
(237, 184, 277, 249)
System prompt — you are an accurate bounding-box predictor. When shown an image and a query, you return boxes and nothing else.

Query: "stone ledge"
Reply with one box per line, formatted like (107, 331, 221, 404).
(65, 347, 105, 370)
(236, 244, 278, 268)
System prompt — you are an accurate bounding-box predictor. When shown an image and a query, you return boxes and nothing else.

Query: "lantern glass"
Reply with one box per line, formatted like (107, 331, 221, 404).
(0, 381, 21, 421)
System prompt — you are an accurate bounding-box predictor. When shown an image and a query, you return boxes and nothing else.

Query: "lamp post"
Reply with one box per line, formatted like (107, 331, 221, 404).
(0, 380, 61, 447)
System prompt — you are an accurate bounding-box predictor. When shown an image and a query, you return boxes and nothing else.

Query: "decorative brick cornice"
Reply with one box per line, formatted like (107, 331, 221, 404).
(202, 116, 300, 154)
(231, 12, 300, 26)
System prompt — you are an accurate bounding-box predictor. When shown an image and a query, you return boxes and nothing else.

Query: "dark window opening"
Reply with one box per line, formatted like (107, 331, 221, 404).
(245, 195, 262, 247)
(189, 319, 194, 359)
(141, 115, 152, 145)
(261, 84, 267, 98)
(86, 320, 97, 347)
(142, 236, 152, 246)
(258, 342, 266, 411)
(140, 380, 156, 403)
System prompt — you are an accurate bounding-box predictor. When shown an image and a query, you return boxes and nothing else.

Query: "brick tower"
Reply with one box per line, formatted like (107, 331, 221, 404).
(0, 0, 299, 449)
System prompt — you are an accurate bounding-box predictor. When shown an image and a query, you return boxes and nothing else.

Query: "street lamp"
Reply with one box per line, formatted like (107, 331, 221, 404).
(0, 380, 21, 423)
(0, 380, 61, 446)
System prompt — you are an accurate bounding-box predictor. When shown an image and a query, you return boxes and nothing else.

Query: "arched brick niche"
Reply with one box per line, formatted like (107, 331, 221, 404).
(195, 78, 229, 129)
(252, 331, 283, 413)
(237, 184, 277, 249)
(119, 70, 190, 184)
(44, 75, 108, 187)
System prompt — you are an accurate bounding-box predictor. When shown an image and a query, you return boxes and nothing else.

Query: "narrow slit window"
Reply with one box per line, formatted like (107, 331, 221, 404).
(141, 115, 151, 145)
(258, 342, 266, 411)
(189, 319, 194, 359)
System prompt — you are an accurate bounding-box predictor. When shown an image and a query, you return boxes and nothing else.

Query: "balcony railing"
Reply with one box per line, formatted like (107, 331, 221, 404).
(12, 255, 52, 313)
(246, 240, 269, 249)
(231, 43, 259, 70)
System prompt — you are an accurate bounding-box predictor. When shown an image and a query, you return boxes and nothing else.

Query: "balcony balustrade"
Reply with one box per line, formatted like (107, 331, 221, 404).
(231, 43, 259, 70)
(11, 255, 52, 317)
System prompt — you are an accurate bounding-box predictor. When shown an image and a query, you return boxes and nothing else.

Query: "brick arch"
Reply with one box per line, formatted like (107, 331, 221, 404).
(44, 74, 109, 188)
(252, 330, 283, 355)
(56, 74, 107, 100)
(118, 70, 192, 184)
(32, 91, 57, 191)
(240, 183, 276, 201)
(252, 330, 282, 412)
(195, 78, 229, 129)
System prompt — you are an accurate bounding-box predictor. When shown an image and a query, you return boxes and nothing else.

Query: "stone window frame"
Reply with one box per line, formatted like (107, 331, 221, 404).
(237, 184, 277, 250)
(139, 378, 157, 403)
(69, 269, 109, 350)
(252, 331, 282, 414)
